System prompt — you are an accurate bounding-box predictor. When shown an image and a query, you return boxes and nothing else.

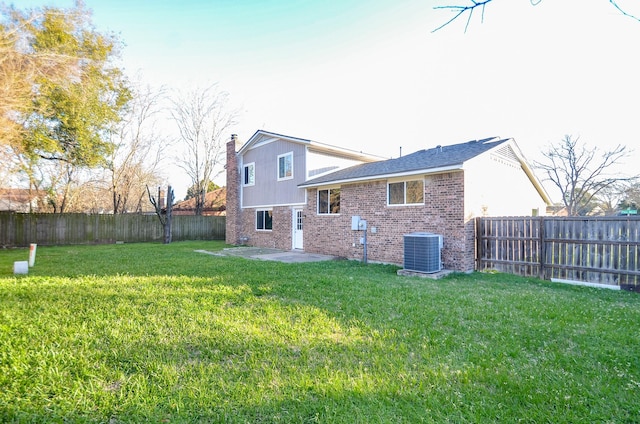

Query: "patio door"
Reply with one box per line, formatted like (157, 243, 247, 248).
(292, 208, 303, 250)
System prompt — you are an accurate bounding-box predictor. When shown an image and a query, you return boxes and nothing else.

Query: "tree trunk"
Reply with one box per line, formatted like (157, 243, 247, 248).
(164, 185, 174, 244)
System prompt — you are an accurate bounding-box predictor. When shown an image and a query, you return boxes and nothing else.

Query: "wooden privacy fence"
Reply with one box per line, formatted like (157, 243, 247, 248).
(476, 216, 640, 291)
(0, 212, 226, 247)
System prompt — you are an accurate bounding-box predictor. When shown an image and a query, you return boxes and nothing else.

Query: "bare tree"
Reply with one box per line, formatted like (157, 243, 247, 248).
(433, 0, 640, 32)
(535, 135, 636, 216)
(147, 185, 174, 244)
(170, 85, 237, 215)
(596, 182, 628, 216)
(108, 81, 167, 214)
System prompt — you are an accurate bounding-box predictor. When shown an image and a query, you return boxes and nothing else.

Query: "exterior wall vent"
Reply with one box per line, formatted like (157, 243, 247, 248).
(403, 232, 443, 273)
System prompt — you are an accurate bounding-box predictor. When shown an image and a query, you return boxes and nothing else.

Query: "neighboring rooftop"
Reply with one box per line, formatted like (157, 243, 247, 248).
(299, 137, 510, 187)
(172, 187, 226, 216)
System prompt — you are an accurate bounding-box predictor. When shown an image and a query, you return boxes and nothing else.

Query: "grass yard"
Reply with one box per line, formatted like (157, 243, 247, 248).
(1, 241, 639, 423)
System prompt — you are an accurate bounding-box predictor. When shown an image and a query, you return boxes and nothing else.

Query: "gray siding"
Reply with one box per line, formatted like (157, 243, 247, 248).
(241, 139, 307, 207)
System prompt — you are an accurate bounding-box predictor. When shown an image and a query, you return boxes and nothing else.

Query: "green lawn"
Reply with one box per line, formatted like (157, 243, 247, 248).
(1, 241, 639, 423)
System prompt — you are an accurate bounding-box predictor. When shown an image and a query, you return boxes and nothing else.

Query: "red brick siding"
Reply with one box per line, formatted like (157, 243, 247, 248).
(225, 139, 241, 245)
(237, 206, 293, 250)
(304, 172, 475, 272)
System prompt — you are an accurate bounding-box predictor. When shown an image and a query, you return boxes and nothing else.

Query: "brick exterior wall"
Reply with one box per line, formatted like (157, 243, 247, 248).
(225, 137, 241, 245)
(237, 206, 293, 250)
(225, 134, 297, 250)
(303, 171, 476, 272)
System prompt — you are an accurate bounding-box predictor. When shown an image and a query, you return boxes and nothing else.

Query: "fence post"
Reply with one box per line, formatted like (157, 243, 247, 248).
(539, 216, 546, 280)
(475, 217, 482, 271)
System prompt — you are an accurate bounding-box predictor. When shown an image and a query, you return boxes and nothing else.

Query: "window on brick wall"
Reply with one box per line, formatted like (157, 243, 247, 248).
(256, 210, 273, 230)
(318, 188, 340, 214)
(243, 162, 255, 186)
(388, 179, 424, 205)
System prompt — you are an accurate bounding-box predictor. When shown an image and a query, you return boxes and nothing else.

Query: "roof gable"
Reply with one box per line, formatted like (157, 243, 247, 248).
(237, 130, 385, 163)
(238, 130, 310, 155)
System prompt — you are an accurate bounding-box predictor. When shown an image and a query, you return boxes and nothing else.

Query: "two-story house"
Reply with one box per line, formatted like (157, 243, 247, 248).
(225, 130, 384, 250)
(226, 131, 551, 272)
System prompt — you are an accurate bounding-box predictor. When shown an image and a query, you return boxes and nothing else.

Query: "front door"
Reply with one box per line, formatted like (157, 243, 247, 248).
(292, 208, 303, 250)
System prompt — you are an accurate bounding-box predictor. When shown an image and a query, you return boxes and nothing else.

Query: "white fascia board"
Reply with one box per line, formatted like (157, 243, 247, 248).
(239, 136, 288, 154)
(307, 142, 387, 162)
(239, 129, 383, 163)
(241, 201, 307, 209)
(238, 130, 312, 155)
(298, 164, 463, 189)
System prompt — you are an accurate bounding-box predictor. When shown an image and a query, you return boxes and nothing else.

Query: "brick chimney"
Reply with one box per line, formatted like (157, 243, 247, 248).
(225, 134, 241, 245)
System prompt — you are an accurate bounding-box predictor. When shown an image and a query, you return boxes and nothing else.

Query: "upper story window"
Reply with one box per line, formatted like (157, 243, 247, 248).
(318, 188, 340, 214)
(243, 162, 255, 186)
(388, 179, 424, 206)
(277, 152, 293, 180)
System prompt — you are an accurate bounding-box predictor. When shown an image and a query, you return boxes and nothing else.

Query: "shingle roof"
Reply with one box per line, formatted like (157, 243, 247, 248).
(299, 137, 510, 187)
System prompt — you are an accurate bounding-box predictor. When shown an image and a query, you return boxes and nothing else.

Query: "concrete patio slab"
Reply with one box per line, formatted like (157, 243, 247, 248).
(195, 247, 336, 263)
(252, 251, 336, 263)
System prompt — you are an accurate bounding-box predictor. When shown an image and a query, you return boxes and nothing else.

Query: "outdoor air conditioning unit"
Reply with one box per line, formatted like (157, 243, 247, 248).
(403, 232, 443, 273)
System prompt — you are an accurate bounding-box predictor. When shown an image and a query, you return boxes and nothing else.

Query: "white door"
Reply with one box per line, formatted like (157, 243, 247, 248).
(292, 208, 303, 250)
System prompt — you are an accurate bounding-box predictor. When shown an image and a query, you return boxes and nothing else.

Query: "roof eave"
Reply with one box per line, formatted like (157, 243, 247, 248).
(299, 164, 463, 189)
(502, 140, 554, 206)
(237, 129, 385, 162)
(307, 141, 387, 163)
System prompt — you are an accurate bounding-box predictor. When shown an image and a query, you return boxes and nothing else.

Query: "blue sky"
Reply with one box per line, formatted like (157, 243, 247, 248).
(11, 0, 640, 199)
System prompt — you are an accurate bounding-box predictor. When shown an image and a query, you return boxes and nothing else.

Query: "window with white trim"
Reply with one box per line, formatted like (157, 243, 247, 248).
(388, 179, 424, 205)
(318, 188, 340, 214)
(277, 152, 293, 180)
(243, 162, 255, 186)
(256, 210, 272, 230)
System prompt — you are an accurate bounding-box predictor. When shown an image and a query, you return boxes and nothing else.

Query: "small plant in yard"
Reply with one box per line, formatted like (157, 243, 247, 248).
(1, 242, 639, 423)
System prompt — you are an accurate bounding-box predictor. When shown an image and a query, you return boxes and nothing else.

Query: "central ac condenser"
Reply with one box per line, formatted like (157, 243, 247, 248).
(403, 232, 443, 273)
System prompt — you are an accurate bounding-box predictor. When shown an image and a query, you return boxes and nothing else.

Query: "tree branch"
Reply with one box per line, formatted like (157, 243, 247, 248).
(609, 0, 640, 23)
(433, 0, 492, 33)
(433, 0, 638, 32)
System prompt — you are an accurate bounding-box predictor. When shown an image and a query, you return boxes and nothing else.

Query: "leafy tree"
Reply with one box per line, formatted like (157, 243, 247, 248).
(184, 180, 220, 201)
(535, 135, 635, 216)
(618, 182, 640, 213)
(1, 4, 76, 193)
(4, 2, 131, 212)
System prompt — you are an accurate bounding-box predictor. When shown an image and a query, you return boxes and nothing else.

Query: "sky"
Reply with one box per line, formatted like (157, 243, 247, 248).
(12, 0, 640, 201)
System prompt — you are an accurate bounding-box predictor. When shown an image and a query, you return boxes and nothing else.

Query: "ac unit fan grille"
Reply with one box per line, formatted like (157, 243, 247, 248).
(403, 233, 442, 273)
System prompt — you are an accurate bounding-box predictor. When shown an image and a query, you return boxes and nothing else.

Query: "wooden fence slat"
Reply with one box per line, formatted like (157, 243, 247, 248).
(476, 216, 640, 291)
(0, 212, 226, 247)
